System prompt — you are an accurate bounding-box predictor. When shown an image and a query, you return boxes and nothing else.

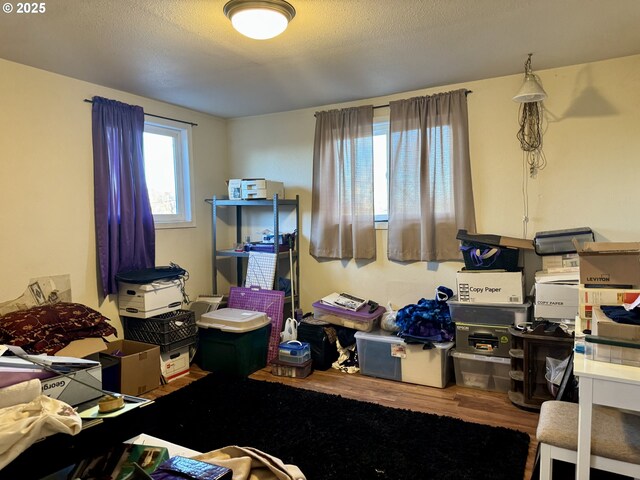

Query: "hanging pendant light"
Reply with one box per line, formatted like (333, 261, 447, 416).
(224, 0, 296, 40)
(513, 54, 547, 103)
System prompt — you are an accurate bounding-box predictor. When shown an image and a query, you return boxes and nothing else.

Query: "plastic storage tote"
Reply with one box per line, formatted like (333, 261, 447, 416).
(355, 329, 453, 388)
(278, 341, 312, 364)
(534, 227, 594, 255)
(197, 308, 271, 377)
(451, 349, 511, 392)
(448, 299, 531, 327)
(312, 301, 384, 332)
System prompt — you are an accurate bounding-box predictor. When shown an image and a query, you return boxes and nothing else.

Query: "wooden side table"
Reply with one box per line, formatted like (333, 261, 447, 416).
(508, 325, 574, 410)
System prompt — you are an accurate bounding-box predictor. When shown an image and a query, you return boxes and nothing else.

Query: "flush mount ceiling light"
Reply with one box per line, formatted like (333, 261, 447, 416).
(513, 53, 547, 103)
(224, 0, 296, 40)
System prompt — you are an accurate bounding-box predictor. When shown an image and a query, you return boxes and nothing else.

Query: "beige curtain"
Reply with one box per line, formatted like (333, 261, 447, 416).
(388, 89, 476, 261)
(310, 106, 376, 259)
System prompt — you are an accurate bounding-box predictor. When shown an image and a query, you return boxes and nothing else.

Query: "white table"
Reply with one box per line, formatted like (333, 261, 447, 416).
(573, 354, 640, 479)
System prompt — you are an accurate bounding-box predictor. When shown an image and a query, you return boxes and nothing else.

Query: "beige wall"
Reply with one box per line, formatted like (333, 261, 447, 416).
(227, 54, 640, 311)
(0, 58, 228, 335)
(2, 54, 639, 324)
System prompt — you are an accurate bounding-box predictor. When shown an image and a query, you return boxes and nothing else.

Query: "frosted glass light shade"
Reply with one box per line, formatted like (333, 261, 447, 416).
(513, 73, 547, 103)
(224, 0, 296, 40)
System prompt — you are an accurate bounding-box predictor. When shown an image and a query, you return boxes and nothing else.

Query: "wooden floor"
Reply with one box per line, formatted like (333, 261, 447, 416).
(143, 364, 540, 480)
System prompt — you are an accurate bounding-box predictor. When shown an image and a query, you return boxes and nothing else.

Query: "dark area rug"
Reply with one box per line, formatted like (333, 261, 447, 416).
(6, 375, 530, 480)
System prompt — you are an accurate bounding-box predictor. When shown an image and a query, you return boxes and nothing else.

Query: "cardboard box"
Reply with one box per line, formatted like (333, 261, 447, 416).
(118, 279, 183, 318)
(101, 339, 160, 396)
(456, 270, 524, 304)
(41, 363, 102, 406)
(592, 306, 640, 341)
(534, 280, 580, 304)
(541, 253, 580, 272)
(160, 345, 191, 382)
(576, 241, 640, 287)
(534, 282, 579, 319)
(534, 303, 579, 320)
(226, 178, 243, 200)
(240, 179, 284, 200)
(578, 286, 640, 319)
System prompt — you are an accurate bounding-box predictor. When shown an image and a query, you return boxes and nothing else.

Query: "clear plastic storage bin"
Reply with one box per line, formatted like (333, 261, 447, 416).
(451, 349, 511, 392)
(448, 300, 531, 327)
(355, 329, 453, 388)
(312, 301, 384, 332)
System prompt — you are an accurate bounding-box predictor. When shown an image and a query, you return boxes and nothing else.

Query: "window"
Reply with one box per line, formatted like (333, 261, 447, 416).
(373, 117, 454, 225)
(143, 118, 194, 228)
(373, 118, 389, 224)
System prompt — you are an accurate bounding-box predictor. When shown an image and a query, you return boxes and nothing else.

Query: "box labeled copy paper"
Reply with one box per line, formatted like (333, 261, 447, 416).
(456, 270, 524, 304)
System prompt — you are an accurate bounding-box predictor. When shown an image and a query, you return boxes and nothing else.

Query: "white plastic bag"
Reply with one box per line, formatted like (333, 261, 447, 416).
(380, 302, 400, 332)
(280, 317, 298, 342)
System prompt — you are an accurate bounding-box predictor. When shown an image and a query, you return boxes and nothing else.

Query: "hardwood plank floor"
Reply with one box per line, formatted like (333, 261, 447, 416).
(143, 364, 540, 480)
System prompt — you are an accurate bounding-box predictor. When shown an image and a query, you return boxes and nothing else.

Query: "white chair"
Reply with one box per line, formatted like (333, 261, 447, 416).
(536, 400, 640, 479)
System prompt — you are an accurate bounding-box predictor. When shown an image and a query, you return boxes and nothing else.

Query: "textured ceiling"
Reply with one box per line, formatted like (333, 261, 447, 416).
(1, 0, 640, 118)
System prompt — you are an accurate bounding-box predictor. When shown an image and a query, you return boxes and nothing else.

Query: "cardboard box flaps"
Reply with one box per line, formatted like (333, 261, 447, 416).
(592, 306, 640, 342)
(574, 240, 640, 287)
(101, 339, 160, 396)
(456, 229, 534, 250)
(55, 337, 108, 358)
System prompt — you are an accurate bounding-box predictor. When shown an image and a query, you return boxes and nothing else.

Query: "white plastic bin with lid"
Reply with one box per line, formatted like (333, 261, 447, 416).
(451, 349, 511, 392)
(355, 329, 454, 388)
(197, 308, 271, 377)
(198, 308, 270, 332)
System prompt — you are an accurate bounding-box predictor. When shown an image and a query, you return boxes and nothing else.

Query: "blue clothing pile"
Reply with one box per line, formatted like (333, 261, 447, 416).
(395, 287, 455, 347)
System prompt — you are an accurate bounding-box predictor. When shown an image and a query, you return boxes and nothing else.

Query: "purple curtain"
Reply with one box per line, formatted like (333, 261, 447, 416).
(92, 96, 155, 296)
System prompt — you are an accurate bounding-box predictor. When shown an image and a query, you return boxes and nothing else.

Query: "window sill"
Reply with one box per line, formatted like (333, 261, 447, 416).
(375, 221, 388, 230)
(155, 220, 196, 230)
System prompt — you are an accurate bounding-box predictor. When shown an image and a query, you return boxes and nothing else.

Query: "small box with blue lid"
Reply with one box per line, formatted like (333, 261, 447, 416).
(278, 340, 311, 364)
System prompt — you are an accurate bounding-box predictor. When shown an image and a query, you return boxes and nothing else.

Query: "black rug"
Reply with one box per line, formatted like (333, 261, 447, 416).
(8, 375, 530, 480)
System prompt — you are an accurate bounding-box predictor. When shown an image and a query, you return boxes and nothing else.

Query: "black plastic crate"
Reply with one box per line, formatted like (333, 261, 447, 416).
(123, 309, 197, 351)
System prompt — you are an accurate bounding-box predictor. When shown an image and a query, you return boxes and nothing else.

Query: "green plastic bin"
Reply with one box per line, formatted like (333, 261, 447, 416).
(196, 308, 271, 377)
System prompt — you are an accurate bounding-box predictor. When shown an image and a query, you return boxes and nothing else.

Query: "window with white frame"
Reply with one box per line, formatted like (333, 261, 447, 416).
(143, 118, 194, 228)
(373, 118, 389, 224)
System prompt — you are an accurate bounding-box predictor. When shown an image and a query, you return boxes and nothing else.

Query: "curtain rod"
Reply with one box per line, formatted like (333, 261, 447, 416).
(83, 99, 198, 127)
(314, 90, 473, 116)
(372, 90, 473, 110)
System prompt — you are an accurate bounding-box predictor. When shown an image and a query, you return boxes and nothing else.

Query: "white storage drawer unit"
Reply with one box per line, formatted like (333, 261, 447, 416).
(355, 329, 453, 388)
